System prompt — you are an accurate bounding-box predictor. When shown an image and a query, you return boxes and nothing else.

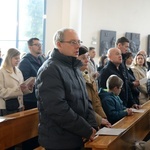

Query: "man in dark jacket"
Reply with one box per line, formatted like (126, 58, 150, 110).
(35, 28, 98, 150)
(19, 37, 45, 110)
(98, 48, 137, 108)
(116, 37, 140, 108)
(18, 38, 45, 150)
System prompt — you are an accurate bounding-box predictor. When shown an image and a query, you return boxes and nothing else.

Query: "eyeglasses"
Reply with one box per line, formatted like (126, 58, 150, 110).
(80, 54, 90, 60)
(32, 44, 42, 47)
(60, 40, 83, 46)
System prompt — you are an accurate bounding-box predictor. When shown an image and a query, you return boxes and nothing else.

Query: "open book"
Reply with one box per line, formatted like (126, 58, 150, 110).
(131, 108, 146, 113)
(23, 77, 35, 87)
(139, 77, 147, 85)
(96, 127, 126, 136)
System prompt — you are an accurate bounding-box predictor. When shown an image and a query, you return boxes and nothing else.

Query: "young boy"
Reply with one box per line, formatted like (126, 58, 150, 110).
(99, 74, 133, 124)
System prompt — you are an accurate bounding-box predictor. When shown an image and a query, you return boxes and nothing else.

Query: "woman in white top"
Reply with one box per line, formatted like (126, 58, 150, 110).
(131, 53, 149, 104)
(0, 48, 33, 116)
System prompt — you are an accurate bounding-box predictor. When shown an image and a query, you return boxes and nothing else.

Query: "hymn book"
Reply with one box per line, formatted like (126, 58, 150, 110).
(96, 127, 126, 136)
(22, 77, 35, 87)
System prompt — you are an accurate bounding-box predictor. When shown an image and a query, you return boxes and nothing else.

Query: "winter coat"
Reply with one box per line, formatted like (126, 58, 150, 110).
(35, 48, 98, 149)
(98, 61, 136, 107)
(82, 70, 107, 127)
(18, 53, 45, 104)
(99, 88, 127, 124)
(0, 67, 31, 110)
(131, 65, 149, 104)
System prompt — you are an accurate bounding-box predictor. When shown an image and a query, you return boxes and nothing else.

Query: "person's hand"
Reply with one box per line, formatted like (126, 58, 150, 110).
(20, 83, 28, 92)
(92, 72, 99, 79)
(126, 108, 133, 116)
(132, 80, 140, 87)
(132, 104, 141, 109)
(101, 118, 112, 128)
(28, 82, 34, 90)
(89, 127, 97, 141)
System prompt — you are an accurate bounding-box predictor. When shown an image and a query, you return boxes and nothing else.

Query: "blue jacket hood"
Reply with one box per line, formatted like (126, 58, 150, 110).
(98, 88, 110, 100)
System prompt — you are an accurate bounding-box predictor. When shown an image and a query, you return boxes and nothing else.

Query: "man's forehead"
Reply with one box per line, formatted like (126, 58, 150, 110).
(122, 42, 129, 46)
(64, 30, 78, 38)
(109, 48, 121, 54)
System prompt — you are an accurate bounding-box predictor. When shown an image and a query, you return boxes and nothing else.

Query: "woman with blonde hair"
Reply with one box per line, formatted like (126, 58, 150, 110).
(0, 48, 33, 116)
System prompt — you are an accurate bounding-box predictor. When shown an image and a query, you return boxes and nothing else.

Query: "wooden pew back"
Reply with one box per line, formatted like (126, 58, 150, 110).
(85, 101, 150, 150)
(0, 108, 39, 149)
(1, 101, 150, 150)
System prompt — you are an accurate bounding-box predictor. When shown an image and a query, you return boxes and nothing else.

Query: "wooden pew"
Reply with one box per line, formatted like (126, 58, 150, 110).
(0, 108, 39, 149)
(1, 101, 150, 150)
(85, 101, 150, 150)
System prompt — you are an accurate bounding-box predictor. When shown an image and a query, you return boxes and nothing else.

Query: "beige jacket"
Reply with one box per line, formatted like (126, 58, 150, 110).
(0, 67, 31, 109)
(131, 65, 149, 104)
(82, 71, 107, 127)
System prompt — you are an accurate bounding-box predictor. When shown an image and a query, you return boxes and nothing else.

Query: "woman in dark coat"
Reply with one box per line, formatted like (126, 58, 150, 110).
(124, 52, 140, 105)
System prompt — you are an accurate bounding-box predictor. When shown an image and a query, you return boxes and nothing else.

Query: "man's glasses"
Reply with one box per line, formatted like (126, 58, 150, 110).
(32, 44, 42, 47)
(60, 40, 83, 46)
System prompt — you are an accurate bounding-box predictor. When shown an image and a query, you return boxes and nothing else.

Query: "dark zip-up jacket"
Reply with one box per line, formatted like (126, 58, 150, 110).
(19, 53, 45, 103)
(35, 48, 97, 149)
(98, 61, 136, 107)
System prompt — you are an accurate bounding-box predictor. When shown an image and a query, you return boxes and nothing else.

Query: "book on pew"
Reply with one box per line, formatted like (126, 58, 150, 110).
(131, 108, 146, 113)
(96, 127, 126, 136)
(0, 118, 5, 122)
(0, 117, 15, 122)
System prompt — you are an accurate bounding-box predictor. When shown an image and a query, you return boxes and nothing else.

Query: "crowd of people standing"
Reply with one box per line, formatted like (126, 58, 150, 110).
(0, 28, 150, 150)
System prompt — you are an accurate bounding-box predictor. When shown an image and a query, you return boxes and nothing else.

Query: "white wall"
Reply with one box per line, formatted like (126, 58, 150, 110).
(45, 0, 150, 61)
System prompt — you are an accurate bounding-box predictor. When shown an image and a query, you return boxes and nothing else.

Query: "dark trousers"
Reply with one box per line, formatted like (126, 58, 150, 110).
(0, 109, 21, 116)
(6, 146, 15, 150)
(24, 101, 37, 110)
(22, 136, 39, 150)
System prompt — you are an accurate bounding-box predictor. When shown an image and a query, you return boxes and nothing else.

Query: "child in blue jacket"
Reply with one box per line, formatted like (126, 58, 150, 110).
(99, 75, 133, 124)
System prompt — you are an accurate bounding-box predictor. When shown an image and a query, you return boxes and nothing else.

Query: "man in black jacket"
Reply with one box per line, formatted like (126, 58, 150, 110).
(98, 48, 138, 108)
(19, 38, 45, 110)
(116, 37, 140, 108)
(19, 38, 45, 150)
(35, 28, 98, 150)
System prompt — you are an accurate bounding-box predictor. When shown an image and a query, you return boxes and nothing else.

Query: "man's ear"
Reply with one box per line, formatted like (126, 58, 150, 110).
(29, 45, 32, 49)
(28, 46, 33, 52)
(56, 41, 61, 49)
(117, 43, 122, 48)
